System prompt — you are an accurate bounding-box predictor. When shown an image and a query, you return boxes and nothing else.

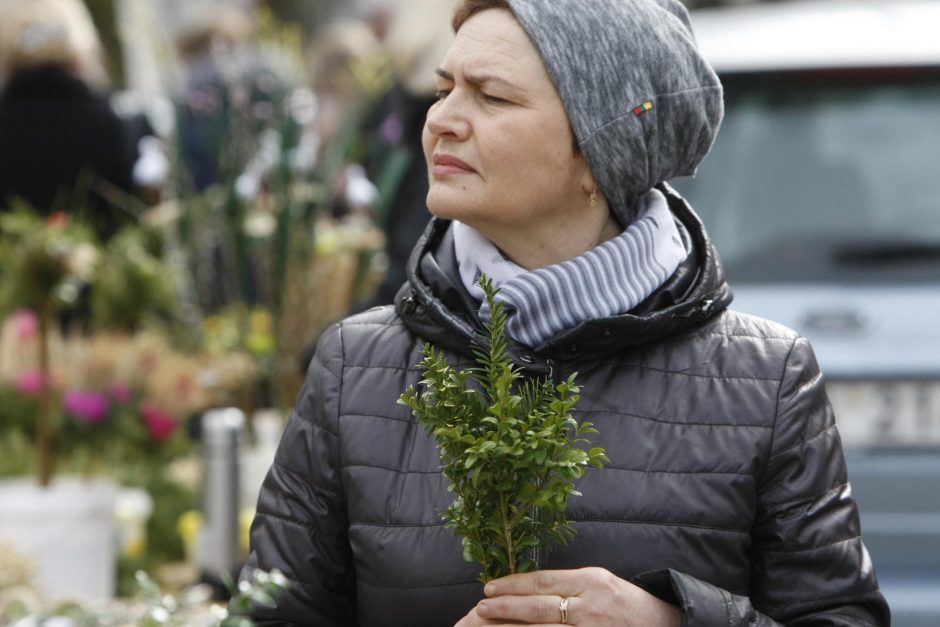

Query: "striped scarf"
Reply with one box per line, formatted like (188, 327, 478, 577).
(453, 188, 687, 347)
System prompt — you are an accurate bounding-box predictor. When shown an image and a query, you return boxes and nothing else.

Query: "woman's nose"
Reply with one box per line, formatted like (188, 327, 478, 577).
(425, 95, 471, 141)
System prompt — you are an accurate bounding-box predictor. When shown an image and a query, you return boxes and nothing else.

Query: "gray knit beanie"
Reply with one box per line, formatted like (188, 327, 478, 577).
(505, 0, 723, 226)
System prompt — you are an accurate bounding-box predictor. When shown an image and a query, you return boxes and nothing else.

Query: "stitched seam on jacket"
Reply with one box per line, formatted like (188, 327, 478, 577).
(567, 517, 748, 535)
(344, 461, 750, 477)
(342, 409, 771, 430)
(312, 351, 342, 382)
(593, 465, 750, 477)
(760, 481, 850, 511)
(579, 361, 782, 382)
(345, 464, 442, 475)
(765, 422, 837, 466)
(356, 577, 481, 591)
(698, 332, 794, 341)
(254, 509, 345, 540)
(341, 364, 783, 383)
(344, 355, 783, 380)
(758, 535, 859, 556)
(722, 589, 733, 626)
(290, 409, 338, 437)
(349, 516, 750, 535)
(344, 363, 422, 373)
(350, 518, 749, 534)
(337, 324, 348, 495)
(342, 412, 416, 426)
(576, 408, 773, 429)
(337, 320, 401, 329)
(273, 458, 337, 485)
(759, 337, 799, 484)
(351, 521, 445, 529)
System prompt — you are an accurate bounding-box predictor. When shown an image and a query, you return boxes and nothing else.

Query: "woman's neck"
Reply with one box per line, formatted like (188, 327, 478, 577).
(481, 210, 622, 270)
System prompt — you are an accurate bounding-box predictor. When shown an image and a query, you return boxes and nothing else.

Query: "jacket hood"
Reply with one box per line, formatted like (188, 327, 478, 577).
(397, 185, 733, 369)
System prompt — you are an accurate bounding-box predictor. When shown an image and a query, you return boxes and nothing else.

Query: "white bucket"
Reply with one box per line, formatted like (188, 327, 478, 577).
(0, 477, 117, 601)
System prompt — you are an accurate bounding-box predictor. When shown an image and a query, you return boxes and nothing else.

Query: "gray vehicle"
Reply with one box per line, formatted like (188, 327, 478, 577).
(678, 2, 940, 625)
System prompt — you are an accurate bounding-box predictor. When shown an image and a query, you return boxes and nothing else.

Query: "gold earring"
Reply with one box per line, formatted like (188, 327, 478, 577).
(589, 186, 598, 208)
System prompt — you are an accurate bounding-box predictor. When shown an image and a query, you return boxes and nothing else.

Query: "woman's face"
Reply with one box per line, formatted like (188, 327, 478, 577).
(422, 8, 592, 242)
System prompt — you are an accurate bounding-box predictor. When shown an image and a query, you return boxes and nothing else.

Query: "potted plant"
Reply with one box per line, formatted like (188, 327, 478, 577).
(0, 209, 201, 601)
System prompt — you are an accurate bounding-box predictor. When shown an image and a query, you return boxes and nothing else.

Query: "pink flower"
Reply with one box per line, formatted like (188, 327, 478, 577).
(15, 371, 46, 395)
(12, 309, 38, 340)
(109, 384, 133, 404)
(64, 390, 111, 424)
(142, 403, 178, 442)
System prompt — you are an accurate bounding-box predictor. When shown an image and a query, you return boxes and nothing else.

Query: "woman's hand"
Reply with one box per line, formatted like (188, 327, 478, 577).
(455, 567, 682, 627)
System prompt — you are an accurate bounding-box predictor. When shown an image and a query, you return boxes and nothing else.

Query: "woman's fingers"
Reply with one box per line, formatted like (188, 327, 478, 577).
(477, 593, 579, 625)
(485, 568, 598, 597)
(471, 568, 680, 627)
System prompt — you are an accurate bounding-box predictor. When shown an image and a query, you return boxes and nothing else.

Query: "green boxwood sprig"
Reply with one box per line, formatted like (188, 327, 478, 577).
(400, 276, 608, 582)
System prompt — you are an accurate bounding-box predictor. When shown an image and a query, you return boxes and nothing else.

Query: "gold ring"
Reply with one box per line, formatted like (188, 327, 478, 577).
(558, 596, 569, 624)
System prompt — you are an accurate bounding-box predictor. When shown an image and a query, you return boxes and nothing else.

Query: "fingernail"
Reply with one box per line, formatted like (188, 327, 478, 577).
(484, 583, 496, 596)
(477, 601, 489, 616)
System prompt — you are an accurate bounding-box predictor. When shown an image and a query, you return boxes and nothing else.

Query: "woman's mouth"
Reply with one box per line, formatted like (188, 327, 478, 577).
(432, 154, 477, 176)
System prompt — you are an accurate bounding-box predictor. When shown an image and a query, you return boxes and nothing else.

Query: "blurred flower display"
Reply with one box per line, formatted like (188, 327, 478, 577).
(0, 3, 391, 609)
(154, 8, 387, 409)
(0, 208, 262, 483)
(0, 566, 288, 626)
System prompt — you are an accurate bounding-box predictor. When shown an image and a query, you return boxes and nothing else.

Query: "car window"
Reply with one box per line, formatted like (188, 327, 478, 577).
(672, 68, 940, 283)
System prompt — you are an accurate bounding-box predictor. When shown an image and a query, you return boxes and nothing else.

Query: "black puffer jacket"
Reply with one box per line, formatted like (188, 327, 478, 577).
(242, 187, 889, 626)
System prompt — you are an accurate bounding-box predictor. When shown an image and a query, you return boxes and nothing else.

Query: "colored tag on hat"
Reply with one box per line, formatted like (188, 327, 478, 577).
(633, 101, 654, 116)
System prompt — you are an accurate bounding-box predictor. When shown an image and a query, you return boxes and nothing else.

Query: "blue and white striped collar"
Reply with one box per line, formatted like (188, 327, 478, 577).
(453, 188, 688, 348)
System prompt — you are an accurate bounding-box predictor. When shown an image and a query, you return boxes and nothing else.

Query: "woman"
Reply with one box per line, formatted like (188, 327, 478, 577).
(0, 0, 136, 240)
(241, 1, 890, 625)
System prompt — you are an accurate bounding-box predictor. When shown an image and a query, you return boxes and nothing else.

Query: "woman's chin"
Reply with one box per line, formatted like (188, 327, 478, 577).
(426, 195, 473, 222)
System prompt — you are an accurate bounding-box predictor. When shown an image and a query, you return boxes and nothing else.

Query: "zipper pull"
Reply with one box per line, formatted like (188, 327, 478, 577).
(401, 290, 423, 315)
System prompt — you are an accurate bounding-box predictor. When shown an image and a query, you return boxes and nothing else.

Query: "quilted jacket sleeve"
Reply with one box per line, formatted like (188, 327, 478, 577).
(236, 323, 356, 625)
(636, 336, 890, 626)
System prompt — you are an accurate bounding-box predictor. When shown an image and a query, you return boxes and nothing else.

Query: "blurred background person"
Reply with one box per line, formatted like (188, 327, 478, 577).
(294, 0, 454, 371)
(303, 15, 389, 218)
(0, 0, 138, 241)
(304, 0, 455, 307)
(351, 0, 457, 310)
(171, 3, 304, 314)
(173, 3, 279, 193)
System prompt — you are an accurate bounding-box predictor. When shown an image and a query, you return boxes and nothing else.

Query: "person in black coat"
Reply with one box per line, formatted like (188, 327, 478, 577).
(0, 0, 136, 240)
(240, 0, 890, 625)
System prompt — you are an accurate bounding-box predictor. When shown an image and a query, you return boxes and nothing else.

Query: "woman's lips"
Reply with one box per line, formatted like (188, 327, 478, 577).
(432, 154, 476, 176)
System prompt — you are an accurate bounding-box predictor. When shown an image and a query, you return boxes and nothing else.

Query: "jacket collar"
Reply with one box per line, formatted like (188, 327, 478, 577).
(397, 184, 733, 366)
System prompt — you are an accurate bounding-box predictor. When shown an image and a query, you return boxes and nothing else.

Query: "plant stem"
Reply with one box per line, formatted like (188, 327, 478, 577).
(37, 311, 54, 487)
(499, 493, 516, 575)
(507, 496, 537, 530)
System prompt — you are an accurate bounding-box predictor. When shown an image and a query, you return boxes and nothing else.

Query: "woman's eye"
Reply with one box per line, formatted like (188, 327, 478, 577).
(483, 94, 508, 105)
(434, 90, 450, 101)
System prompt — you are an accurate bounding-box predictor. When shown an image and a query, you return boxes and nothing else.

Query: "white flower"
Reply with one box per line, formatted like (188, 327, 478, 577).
(67, 242, 100, 281)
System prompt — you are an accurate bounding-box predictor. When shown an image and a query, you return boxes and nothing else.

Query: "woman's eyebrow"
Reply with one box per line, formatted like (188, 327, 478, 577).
(435, 67, 520, 92)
